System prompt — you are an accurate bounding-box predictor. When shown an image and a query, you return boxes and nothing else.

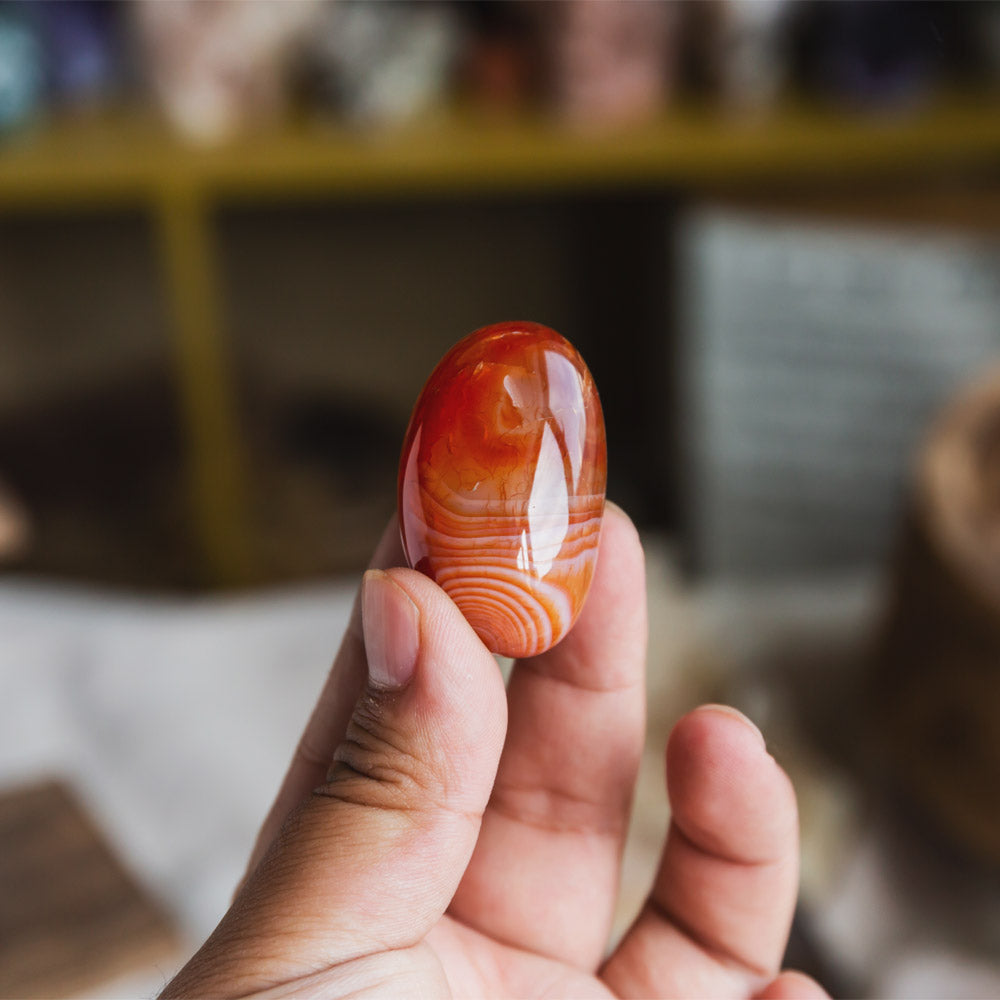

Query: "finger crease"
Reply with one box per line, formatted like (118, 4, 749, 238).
(488, 782, 628, 837)
(645, 893, 774, 982)
(519, 657, 643, 696)
(672, 815, 791, 869)
(311, 779, 483, 827)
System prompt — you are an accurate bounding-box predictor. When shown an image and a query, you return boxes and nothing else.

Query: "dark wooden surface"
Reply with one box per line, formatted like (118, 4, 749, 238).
(0, 779, 179, 999)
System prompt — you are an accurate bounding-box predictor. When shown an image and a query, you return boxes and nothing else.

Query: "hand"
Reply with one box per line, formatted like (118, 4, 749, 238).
(162, 505, 826, 999)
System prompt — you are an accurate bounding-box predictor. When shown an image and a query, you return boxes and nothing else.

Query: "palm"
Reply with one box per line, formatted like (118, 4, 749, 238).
(431, 917, 611, 997)
(286, 922, 609, 999)
(163, 510, 817, 1000)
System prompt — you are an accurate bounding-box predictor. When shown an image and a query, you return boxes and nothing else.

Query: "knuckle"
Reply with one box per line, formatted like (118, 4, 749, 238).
(313, 690, 440, 814)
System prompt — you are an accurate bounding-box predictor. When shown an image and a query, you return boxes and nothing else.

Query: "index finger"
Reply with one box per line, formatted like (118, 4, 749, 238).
(242, 517, 406, 878)
(447, 503, 649, 970)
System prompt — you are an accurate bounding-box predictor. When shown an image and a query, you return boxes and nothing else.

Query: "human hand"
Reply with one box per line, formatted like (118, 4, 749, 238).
(162, 504, 826, 999)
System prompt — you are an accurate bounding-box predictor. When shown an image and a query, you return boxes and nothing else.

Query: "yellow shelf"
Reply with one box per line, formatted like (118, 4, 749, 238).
(1, 98, 999, 206)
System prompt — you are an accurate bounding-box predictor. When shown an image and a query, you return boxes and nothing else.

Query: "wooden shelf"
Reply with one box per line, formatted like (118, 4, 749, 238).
(2, 99, 998, 586)
(1, 97, 999, 207)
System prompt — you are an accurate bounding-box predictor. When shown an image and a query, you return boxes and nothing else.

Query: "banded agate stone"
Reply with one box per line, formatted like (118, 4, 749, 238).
(398, 321, 607, 658)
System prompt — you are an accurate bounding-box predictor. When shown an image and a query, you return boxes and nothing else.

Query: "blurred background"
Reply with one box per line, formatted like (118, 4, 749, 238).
(0, 0, 999, 996)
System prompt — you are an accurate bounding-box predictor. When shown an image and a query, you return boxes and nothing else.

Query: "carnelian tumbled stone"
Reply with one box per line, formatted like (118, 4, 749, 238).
(398, 321, 607, 658)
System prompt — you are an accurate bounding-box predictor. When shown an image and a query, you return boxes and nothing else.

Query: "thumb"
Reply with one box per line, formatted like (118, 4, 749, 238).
(164, 568, 508, 998)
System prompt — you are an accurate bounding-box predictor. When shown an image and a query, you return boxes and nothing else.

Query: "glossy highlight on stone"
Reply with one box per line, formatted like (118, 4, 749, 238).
(398, 321, 607, 658)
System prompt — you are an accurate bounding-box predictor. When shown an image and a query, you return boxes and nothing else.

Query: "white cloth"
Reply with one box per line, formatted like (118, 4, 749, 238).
(0, 578, 357, 995)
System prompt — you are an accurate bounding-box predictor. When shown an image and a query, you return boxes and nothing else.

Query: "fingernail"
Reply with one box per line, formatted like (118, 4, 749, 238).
(699, 703, 765, 748)
(362, 570, 420, 690)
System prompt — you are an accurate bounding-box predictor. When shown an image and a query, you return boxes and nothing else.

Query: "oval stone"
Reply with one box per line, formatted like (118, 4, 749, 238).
(398, 321, 607, 658)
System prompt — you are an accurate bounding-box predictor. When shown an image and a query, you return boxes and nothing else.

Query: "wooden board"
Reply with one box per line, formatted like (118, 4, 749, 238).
(0, 780, 179, 999)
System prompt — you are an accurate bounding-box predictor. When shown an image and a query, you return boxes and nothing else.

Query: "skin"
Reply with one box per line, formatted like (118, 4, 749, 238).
(161, 505, 828, 999)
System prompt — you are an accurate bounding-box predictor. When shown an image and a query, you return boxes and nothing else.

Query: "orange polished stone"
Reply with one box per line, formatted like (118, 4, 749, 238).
(398, 321, 607, 658)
